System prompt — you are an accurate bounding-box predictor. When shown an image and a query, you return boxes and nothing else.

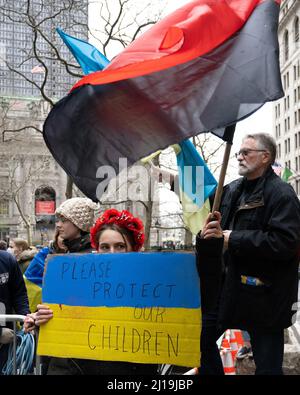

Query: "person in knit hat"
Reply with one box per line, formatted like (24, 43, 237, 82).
(55, 197, 98, 253)
(24, 197, 98, 374)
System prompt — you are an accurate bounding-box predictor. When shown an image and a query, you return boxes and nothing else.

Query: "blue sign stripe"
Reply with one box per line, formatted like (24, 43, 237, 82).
(42, 252, 200, 308)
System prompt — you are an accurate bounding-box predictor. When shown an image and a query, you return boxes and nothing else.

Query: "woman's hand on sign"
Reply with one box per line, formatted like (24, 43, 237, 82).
(35, 304, 53, 326)
(201, 211, 223, 239)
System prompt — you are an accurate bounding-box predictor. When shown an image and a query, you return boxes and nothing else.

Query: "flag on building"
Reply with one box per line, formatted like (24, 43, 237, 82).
(282, 167, 293, 182)
(44, 0, 283, 201)
(31, 64, 45, 74)
(56, 28, 109, 74)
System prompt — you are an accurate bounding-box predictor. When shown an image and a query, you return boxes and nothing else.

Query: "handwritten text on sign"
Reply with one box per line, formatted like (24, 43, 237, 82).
(37, 252, 201, 367)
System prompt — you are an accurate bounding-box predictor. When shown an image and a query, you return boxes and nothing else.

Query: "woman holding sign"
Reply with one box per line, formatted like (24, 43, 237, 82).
(25, 208, 158, 375)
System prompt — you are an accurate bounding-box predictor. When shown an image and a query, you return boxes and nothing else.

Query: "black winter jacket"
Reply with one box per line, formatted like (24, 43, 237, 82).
(218, 167, 300, 330)
(0, 251, 30, 336)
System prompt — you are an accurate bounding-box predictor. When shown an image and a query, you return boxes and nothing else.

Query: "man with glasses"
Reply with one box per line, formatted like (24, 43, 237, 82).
(198, 133, 300, 375)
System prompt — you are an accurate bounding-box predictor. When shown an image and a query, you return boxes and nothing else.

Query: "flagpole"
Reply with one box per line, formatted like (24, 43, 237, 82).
(211, 124, 236, 213)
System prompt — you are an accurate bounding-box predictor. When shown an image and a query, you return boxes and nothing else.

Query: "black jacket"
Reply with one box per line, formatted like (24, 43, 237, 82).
(0, 251, 30, 336)
(196, 236, 224, 314)
(218, 167, 300, 330)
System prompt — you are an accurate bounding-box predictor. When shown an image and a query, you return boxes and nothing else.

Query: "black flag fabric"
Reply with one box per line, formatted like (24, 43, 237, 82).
(44, 0, 283, 201)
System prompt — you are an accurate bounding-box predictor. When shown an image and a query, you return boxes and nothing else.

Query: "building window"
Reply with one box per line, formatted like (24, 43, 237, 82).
(296, 157, 298, 172)
(284, 30, 289, 61)
(296, 180, 300, 196)
(285, 139, 287, 154)
(0, 200, 9, 215)
(296, 133, 298, 148)
(294, 17, 299, 43)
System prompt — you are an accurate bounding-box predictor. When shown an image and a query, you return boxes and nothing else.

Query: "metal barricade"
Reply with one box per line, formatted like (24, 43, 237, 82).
(0, 314, 41, 375)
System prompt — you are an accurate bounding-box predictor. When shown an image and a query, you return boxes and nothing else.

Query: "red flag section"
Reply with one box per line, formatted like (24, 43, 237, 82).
(73, 0, 267, 89)
(43, 0, 283, 201)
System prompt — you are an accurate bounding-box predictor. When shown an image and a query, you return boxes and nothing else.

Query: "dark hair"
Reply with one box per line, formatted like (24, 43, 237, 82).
(51, 229, 67, 253)
(244, 133, 276, 164)
(95, 223, 135, 251)
(0, 240, 7, 250)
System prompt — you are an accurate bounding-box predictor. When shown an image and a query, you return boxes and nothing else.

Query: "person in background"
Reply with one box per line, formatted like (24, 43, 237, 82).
(24, 229, 68, 314)
(0, 241, 7, 251)
(10, 238, 37, 274)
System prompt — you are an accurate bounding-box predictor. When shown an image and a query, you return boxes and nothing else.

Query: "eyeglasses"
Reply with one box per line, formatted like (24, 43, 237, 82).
(235, 149, 267, 158)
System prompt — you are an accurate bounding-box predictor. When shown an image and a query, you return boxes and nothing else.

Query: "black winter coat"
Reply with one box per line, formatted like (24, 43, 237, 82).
(0, 251, 30, 336)
(218, 167, 300, 330)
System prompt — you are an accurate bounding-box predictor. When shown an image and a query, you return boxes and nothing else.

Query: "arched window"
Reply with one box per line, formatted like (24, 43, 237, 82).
(284, 30, 289, 61)
(294, 17, 299, 43)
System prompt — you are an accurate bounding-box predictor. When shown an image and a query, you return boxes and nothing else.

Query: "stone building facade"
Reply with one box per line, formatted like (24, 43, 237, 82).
(274, 0, 300, 195)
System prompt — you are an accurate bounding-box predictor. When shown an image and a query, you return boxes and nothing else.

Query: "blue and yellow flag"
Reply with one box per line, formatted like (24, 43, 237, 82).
(37, 253, 201, 367)
(173, 140, 217, 235)
(23, 247, 49, 313)
(56, 28, 109, 74)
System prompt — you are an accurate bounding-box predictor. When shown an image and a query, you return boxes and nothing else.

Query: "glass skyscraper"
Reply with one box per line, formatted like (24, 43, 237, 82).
(0, 0, 88, 99)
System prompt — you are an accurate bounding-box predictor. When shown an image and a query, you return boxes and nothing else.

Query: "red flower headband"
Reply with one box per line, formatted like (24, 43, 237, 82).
(90, 209, 145, 251)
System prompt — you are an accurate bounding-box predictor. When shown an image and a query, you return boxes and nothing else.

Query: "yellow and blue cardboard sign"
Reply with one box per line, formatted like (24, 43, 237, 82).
(37, 252, 201, 367)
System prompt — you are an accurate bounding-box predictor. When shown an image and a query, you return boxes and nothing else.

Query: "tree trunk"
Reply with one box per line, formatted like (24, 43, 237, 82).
(144, 201, 153, 250)
(25, 223, 33, 246)
(65, 175, 73, 199)
(13, 196, 32, 245)
(184, 228, 193, 249)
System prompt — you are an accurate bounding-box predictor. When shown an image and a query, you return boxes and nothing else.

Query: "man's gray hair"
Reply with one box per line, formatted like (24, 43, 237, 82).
(243, 133, 276, 164)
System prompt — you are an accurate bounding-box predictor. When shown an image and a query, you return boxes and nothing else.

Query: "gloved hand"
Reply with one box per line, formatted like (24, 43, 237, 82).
(0, 328, 14, 344)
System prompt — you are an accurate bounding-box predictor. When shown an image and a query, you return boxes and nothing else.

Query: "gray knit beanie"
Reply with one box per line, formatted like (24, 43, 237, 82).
(55, 197, 98, 232)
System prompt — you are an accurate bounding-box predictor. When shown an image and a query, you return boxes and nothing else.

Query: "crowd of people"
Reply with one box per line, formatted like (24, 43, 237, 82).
(0, 133, 299, 375)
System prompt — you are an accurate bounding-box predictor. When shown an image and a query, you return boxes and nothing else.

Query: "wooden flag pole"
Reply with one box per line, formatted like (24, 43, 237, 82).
(211, 124, 236, 213)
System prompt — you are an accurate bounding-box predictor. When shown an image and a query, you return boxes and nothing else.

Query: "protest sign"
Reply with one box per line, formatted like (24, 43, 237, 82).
(37, 252, 201, 367)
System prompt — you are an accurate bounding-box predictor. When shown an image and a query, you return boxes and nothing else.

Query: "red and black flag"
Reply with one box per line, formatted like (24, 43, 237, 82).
(44, 0, 283, 201)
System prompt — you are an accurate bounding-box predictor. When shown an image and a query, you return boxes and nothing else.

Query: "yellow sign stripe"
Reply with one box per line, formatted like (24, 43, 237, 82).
(38, 304, 201, 367)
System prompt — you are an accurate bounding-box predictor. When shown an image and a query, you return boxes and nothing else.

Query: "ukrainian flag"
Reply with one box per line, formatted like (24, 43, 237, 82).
(56, 28, 109, 74)
(23, 247, 49, 313)
(37, 253, 201, 367)
(173, 140, 217, 234)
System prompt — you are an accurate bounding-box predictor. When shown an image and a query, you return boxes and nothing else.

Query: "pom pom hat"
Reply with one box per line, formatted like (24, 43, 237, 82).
(90, 209, 145, 251)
